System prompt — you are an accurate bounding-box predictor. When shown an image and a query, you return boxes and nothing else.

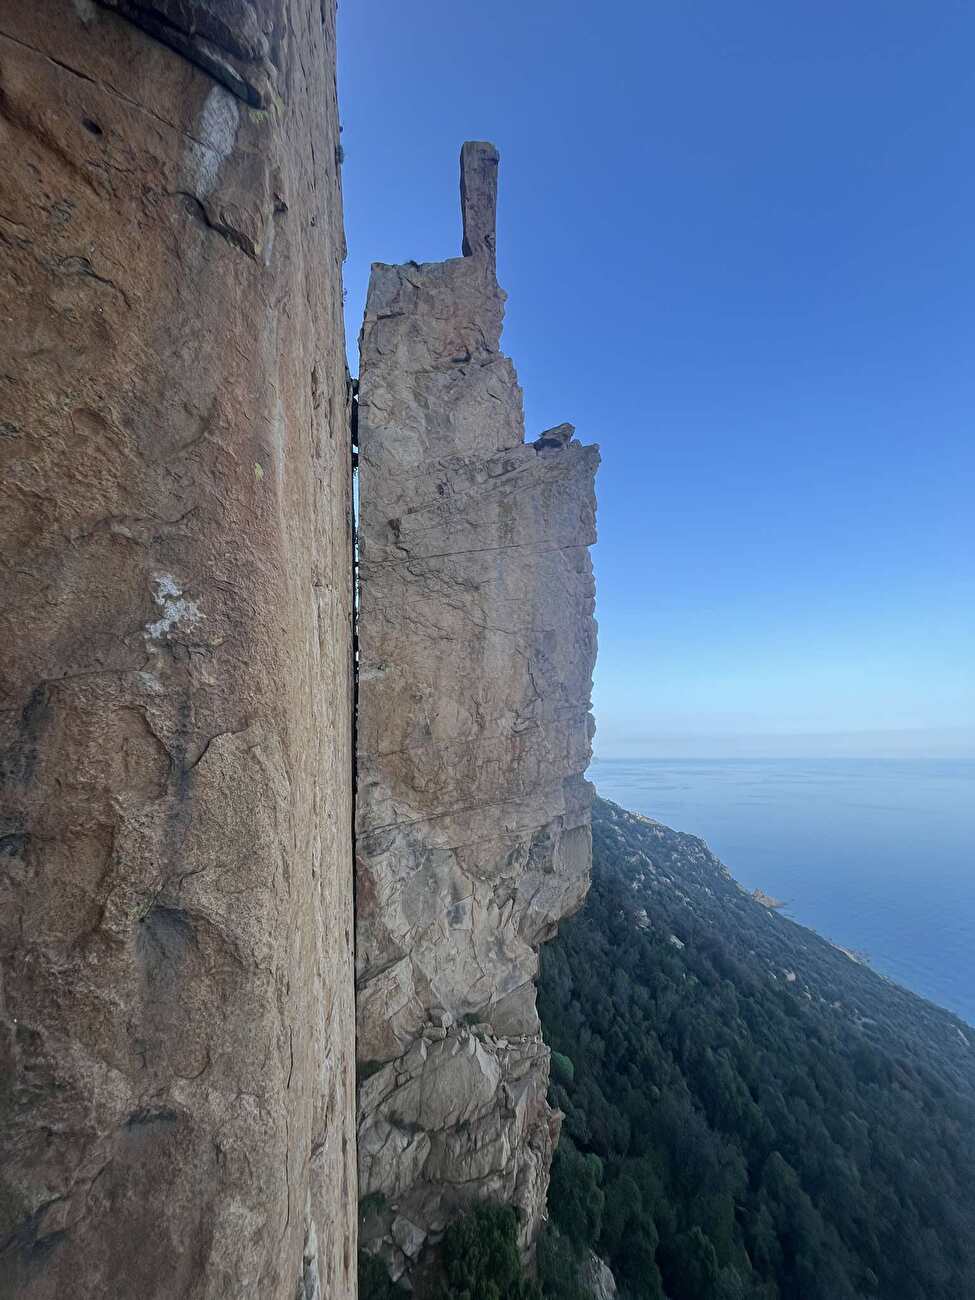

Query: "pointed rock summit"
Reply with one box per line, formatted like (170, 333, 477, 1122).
(460, 140, 500, 262)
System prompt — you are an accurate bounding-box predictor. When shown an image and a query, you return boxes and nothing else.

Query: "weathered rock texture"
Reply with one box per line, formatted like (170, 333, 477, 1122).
(0, 3, 355, 1296)
(355, 142, 599, 1281)
(582, 1250, 618, 1300)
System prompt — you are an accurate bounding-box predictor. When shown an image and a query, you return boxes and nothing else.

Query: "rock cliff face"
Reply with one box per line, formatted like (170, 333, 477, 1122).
(0, 4, 355, 1297)
(355, 143, 599, 1281)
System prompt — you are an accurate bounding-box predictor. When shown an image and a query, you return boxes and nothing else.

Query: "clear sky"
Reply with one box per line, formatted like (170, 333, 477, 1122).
(338, 1, 975, 758)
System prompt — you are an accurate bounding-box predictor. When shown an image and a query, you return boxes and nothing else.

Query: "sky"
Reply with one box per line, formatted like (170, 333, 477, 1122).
(338, 1, 975, 759)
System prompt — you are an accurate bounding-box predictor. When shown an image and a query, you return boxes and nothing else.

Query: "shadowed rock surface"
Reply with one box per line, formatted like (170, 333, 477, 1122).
(0, 3, 356, 1296)
(355, 142, 599, 1282)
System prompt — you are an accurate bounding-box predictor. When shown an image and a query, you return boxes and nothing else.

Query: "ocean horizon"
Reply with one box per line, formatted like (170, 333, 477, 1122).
(589, 756, 975, 1027)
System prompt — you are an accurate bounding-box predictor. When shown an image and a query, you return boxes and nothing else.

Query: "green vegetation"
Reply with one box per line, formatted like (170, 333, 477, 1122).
(358, 1191, 389, 1221)
(358, 796, 975, 1298)
(436, 1204, 539, 1300)
(359, 1249, 407, 1300)
(358, 1204, 542, 1300)
(535, 797, 975, 1300)
(357, 1059, 386, 1084)
(550, 1051, 575, 1087)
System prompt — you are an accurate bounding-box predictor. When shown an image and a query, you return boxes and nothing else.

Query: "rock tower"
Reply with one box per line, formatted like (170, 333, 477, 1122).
(0, 3, 356, 1296)
(355, 142, 599, 1281)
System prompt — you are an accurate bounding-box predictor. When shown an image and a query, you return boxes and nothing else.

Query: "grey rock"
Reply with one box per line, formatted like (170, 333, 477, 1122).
(392, 1214, 427, 1262)
(301, 1205, 323, 1300)
(356, 142, 598, 1279)
(581, 1250, 618, 1300)
(535, 422, 576, 450)
(461, 139, 500, 262)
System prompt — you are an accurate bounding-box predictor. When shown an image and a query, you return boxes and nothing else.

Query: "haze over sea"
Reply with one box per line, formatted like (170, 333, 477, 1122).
(590, 758, 975, 1027)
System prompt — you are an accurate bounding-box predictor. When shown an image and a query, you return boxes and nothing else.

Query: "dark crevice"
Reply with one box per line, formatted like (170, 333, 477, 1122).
(0, 28, 97, 87)
(125, 1107, 179, 1129)
(350, 372, 360, 983)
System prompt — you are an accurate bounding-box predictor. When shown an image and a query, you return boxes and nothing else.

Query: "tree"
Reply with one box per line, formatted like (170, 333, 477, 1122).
(548, 1138, 604, 1253)
(436, 1204, 539, 1300)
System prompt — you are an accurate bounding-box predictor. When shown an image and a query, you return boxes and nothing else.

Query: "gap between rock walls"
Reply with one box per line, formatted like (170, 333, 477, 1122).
(350, 369, 361, 981)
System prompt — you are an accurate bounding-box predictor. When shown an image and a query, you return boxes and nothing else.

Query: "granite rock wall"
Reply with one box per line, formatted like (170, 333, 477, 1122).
(0, 3, 356, 1296)
(355, 142, 599, 1282)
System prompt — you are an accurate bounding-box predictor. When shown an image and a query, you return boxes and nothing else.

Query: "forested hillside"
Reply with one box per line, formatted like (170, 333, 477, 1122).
(537, 798, 975, 1300)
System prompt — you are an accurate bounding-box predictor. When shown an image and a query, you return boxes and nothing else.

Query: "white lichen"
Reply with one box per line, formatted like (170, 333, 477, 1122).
(145, 573, 202, 642)
(186, 86, 240, 201)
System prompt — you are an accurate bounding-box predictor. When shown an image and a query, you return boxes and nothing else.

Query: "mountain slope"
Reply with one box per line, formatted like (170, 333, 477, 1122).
(537, 797, 975, 1300)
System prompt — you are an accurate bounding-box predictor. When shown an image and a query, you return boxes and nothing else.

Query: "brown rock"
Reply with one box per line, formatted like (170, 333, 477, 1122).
(0, 3, 355, 1297)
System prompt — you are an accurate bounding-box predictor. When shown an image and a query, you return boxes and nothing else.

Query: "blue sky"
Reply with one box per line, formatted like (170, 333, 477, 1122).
(338, 1, 975, 758)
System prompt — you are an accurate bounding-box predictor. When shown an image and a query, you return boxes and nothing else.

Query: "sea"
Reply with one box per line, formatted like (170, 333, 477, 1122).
(589, 758, 975, 1027)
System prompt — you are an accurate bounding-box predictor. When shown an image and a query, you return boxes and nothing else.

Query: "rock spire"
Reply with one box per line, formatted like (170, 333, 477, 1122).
(355, 142, 599, 1282)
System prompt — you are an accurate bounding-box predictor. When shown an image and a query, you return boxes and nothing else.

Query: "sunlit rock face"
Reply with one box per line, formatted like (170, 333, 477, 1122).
(0, 4, 355, 1296)
(355, 141, 599, 1281)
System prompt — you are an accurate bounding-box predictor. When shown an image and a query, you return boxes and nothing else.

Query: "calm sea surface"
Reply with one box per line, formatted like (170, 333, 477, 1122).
(590, 758, 975, 1026)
